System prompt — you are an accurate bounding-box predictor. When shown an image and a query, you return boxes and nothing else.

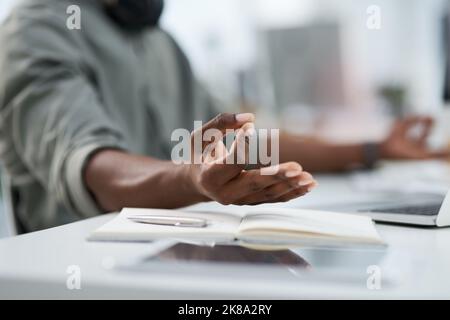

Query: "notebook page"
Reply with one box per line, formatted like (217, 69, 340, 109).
(89, 208, 240, 242)
(238, 208, 382, 243)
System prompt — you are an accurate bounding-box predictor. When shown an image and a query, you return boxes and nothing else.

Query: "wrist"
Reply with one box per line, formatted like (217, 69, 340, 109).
(177, 164, 211, 203)
(85, 149, 211, 210)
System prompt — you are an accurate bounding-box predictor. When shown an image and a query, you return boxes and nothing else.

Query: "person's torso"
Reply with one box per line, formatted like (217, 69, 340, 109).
(0, 0, 215, 231)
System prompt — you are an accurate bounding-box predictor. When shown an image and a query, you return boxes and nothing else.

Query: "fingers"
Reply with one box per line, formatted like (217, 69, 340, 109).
(405, 116, 434, 144)
(416, 117, 434, 145)
(197, 162, 247, 193)
(200, 126, 255, 185)
(191, 113, 255, 167)
(217, 162, 303, 202)
(201, 122, 256, 183)
(202, 113, 255, 133)
(400, 115, 432, 128)
(190, 113, 256, 184)
(271, 181, 319, 203)
(396, 116, 434, 143)
(203, 140, 228, 163)
(203, 161, 312, 206)
(233, 171, 317, 206)
(216, 122, 255, 166)
(192, 112, 255, 150)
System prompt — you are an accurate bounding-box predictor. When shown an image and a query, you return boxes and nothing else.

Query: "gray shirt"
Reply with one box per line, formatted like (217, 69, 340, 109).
(0, 0, 217, 232)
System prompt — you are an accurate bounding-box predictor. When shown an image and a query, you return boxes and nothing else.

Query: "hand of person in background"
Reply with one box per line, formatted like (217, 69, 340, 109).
(186, 113, 318, 206)
(380, 116, 450, 160)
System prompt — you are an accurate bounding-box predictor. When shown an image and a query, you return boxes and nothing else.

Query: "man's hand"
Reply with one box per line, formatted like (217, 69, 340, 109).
(380, 116, 450, 160)
(185, 113, 318, 206)
(85, 113, 317, 213)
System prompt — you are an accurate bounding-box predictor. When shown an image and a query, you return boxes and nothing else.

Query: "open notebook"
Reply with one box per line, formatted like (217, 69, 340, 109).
(89, 208, 385, 248)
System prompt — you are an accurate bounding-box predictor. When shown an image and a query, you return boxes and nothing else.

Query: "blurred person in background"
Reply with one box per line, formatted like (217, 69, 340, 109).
(0, 0, 448, 232)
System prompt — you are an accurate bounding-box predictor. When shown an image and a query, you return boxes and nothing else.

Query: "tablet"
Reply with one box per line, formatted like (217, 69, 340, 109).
(117, 242, 389, 285)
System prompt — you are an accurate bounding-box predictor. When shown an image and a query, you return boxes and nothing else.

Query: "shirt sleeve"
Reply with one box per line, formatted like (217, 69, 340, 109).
(0, 6, 128, 218)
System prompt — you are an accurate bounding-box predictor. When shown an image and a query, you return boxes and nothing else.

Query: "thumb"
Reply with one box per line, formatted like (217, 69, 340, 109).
(200, 113, 255, 134)
(191, 112, 255, 152)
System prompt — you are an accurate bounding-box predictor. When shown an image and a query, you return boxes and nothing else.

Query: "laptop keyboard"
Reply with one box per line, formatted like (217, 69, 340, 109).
(367, 203, 442, 216)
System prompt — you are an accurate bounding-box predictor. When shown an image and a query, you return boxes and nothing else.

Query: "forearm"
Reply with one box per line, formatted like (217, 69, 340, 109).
(279, 133, 368, 172)
(84, 149, 208, 212)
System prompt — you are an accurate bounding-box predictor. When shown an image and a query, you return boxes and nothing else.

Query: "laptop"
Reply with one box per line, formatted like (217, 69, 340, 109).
(338, 191, 450, 227)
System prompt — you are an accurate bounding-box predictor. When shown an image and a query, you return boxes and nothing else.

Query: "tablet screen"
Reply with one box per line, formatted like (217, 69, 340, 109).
(152, 243, 310, 268)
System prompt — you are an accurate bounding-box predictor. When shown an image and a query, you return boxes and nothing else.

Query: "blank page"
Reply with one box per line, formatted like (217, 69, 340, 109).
(238, 208, 383, 244)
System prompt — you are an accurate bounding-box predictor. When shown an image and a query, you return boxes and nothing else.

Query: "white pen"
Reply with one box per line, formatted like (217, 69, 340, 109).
(127, 215, 208, 228)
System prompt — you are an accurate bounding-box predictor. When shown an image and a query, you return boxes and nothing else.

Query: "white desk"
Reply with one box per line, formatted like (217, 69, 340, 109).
(1, 162, 450, 299)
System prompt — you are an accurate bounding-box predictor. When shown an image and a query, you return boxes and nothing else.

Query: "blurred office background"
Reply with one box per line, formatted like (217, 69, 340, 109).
(160, 0, 449, 141)
(3, 0, 445, 139)
(1, 0, 450, 237)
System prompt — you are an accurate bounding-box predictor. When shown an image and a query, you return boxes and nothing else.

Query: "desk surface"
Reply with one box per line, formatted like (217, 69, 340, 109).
(1, 162, 450, 299)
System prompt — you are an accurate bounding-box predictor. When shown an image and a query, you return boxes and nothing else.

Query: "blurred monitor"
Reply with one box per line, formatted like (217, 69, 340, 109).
(263, 22, 346, 110)
(441, 5, 450, 147)
(443, 9, 450, 103)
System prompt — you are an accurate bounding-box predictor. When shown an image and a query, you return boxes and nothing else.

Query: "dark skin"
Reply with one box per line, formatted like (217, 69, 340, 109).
(85, 113, 450, 213)
(280, 115, 450, 172)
